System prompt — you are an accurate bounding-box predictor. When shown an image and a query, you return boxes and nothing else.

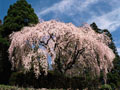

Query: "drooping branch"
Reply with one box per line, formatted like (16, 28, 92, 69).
(8, 20, 115, 80)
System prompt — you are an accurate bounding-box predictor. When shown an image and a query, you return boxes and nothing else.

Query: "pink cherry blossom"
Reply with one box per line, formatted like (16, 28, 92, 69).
(8, 20, 115, 80)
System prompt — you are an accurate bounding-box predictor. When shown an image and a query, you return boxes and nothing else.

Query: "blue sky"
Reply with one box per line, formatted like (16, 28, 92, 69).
(0, 0, 120, 55)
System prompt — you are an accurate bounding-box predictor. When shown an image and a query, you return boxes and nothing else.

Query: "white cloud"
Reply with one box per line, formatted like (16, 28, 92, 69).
(108, 0, 120, 9)
(74, 0, 99, 12)
(37, 0, 120, 33)
(37, 0, 74, 16)
(115, 40, 120, 45)
(87, 8, 120, 32)
(37, 0, 99, 17)
(35, 0, 120, 55)
(117, 48, 120, 55)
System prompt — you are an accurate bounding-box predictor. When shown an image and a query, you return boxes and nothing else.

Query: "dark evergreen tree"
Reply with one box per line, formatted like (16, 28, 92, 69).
(107, 56, 120, 89)
(91, 22, 120, 89)
(90, 23, 118, 55)
(0, 20, 2, 25)
(0, 25, 11, 84)
(2, 0, 38, 36)
(103, 29, 118, 55)
(90, 22, 102, 33)
(0, 0, 38, 85)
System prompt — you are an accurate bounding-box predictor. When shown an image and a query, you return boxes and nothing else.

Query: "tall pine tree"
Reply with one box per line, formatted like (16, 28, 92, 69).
(0, 0, 38, 84)
(2, 0, 38, 36)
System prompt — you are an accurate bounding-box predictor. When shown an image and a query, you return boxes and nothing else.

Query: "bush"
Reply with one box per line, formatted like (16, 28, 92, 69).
(100, 84, 112, 90)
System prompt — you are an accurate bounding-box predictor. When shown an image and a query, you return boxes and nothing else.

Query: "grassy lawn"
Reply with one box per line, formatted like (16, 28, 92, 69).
(0, 85, 62, 90)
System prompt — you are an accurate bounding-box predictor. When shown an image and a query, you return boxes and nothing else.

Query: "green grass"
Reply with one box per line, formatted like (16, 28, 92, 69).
(0, 85, 62, 90)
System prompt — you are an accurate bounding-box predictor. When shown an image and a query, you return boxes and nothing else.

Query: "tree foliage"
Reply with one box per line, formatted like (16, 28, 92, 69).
(90, 22, 102, 33)
(90, 23, 118, 55)
(2, 0, 38, 36)
(0, 20, 1, 23)
(8, 20, 115, 89)
(90, 22, 120, 89)
(0, 0, 38, 85)
(103, 29, 118, 55)
(0, 26, 11, 84)
(100, 84, 112, 90)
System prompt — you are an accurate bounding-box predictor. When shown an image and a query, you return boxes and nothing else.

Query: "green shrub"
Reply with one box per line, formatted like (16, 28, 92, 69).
(100, 84, 112, 90)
